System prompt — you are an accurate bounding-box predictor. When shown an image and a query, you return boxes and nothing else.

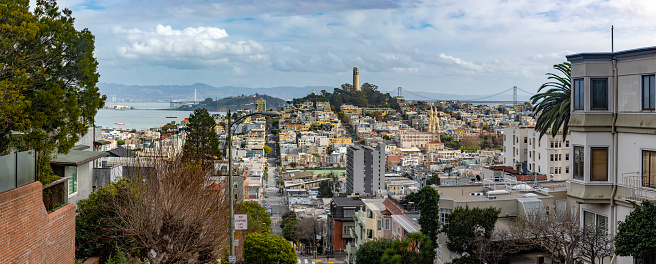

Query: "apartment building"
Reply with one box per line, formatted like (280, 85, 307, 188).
(503, 127, 571, 181)
(345, 143, 386, 195)
(395, 129, 437, 150)
(328, 197, 364, 254)
(565, 46, 656, 264)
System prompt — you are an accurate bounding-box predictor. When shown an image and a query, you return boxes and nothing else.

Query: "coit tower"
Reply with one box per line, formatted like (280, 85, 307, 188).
(353, 67, 359, 91)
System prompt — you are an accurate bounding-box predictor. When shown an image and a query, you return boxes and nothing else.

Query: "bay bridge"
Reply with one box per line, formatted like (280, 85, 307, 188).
(382, 86, 536, 106)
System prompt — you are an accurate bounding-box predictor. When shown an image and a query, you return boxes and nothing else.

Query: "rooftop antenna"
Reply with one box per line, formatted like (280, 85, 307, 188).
(611, 25, 614, 54)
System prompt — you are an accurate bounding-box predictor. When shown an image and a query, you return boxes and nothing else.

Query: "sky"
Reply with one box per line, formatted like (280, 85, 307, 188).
(36, 0, 656, 95)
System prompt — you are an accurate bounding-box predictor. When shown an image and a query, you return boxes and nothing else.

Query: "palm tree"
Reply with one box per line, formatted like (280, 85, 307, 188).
(531, 62, 571, 141)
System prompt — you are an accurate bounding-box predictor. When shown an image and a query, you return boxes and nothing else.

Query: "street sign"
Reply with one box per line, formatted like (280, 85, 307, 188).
(228, 256, 236, 263)
(234, 239, 239, 246)
(316, 243, 320, 247)
(235, 214, 248, 230)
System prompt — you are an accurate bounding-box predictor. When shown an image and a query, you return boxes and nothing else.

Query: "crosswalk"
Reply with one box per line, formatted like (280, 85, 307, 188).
(296, 258, 338, 264)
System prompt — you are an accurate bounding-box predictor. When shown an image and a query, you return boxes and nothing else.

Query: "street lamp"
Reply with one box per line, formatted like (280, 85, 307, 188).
(226, 110, 280, 262)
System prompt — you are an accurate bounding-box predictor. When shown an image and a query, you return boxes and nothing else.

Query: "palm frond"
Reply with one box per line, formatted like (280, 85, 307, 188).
(531, 62, 571, 141)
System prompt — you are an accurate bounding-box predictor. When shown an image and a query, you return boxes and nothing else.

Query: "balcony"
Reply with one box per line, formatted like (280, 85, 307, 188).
(567, 181, 614, 202)
(621, 173, 656, 202)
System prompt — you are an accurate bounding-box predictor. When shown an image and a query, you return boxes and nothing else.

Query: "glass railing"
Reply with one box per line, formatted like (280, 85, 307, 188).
(0, 151, 36, 194)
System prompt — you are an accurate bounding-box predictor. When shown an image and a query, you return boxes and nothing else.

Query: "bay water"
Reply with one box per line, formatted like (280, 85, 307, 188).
(95, 102, 225, 130)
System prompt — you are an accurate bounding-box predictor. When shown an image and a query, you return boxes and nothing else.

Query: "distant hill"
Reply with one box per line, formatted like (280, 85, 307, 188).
(180, 94, 287, 112)
(98, 83, 329, 102)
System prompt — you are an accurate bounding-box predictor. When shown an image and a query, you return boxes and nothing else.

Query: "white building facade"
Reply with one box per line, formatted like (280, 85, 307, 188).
(503, 127, 571, 180)
(566, 46, 656, 264)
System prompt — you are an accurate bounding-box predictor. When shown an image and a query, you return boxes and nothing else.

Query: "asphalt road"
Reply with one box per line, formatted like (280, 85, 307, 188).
(265, 160, 287, 236)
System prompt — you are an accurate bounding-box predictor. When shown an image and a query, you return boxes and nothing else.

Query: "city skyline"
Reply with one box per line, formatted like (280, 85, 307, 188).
(44, 0, 656, 95)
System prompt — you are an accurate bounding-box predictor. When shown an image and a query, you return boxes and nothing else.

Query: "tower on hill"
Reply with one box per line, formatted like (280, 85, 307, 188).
(353, 67, 359, 91)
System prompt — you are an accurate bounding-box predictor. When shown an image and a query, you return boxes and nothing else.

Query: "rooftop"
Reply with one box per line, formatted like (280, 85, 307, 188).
(435, 183, 565, 202)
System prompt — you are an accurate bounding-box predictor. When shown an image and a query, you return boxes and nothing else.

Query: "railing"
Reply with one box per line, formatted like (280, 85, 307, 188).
(0, 150, 36, 194)
(42, 177, 69, 212)
(621, 172, 656, 202)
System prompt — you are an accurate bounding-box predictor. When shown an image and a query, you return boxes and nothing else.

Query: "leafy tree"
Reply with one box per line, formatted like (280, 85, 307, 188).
(355, 238, 394, 264)
(182, 108, 220, 162)
(380, 232, 434, 264)
(264, 146, 272, 153)
(270, 129, 280, 135)
(530, 62, 571, 141)
(444, 206, 500, 264)
(117, 139, 125, 146)
(280, 211, 298, 241)
(426, 174, 440, 186)
(1, 0, 105, 182)
(161, 122, 177, 134)
(318, 179, 333, 198)
(243, 233, 296, 264)
(236, 202, 272, 234)
(405, 186, 440, 244)
(615, 201, 656, 264)
(75, 181, 133, 262)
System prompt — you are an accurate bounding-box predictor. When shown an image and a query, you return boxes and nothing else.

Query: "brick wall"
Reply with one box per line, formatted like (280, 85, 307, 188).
(0, 182, 76, 264)
(332, 220, 344, 251)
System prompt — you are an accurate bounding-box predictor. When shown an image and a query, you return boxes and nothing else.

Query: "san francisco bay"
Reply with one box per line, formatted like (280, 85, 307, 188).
(95, 103, 224, 130)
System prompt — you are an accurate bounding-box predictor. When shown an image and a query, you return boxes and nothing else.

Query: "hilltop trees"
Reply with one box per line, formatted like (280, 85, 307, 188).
(293, 83, 400, 111)
(0, 0, 105, 181)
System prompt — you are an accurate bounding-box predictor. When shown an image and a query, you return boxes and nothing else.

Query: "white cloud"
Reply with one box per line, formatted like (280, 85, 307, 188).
(113, 25, 267, 69)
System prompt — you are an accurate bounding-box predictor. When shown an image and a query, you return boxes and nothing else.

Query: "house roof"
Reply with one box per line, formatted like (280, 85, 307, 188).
(332, 196, 364, 207)
(50, 150, 107, 166)
(391, 214, 420, 233)
(107, 147, 137, 157)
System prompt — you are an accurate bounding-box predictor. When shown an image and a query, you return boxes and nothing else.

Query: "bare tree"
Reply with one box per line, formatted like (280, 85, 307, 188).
(114, 157, 230, 264)
(510, 209, 583, 264)
(294, 218, 324, 254)
(579, 226, 615, 264)
(461, 135, 483, 149)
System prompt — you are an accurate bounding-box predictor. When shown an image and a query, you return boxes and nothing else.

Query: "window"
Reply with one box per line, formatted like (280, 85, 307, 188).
(643, 75, 655, 110)
(68, 166, 77, 195)
(566, 141, 570, 147)
(573, 146, 584, 180)
(584, 211, 608, 235)
(524, 137, 527, 143)
(550, 167, 554, 174)
(437, 243, 444, 263)
(591, 148, 608, 181)
(551, 154, 554, 161)
(367, 229, 373, 239)
(573, 79, 584, 110)
(566, 166, 570, 174)
(344, 209, 355, 218)
(384, 218, 391, 230)
(377, 220, 382, 231)
(440, 208, 453, 227)
(591, 79, 608, 110)
(642, 150, 656, 188)
(343, 225, 353, 234)
(566, 153, 570, 161)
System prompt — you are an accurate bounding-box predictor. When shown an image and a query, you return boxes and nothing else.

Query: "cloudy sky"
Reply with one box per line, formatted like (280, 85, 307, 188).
(42, 0, 656, 95)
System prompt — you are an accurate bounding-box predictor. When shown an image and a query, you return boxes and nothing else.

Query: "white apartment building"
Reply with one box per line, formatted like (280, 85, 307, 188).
(566, 46, 656, 264)
(503, 127, 571, 181)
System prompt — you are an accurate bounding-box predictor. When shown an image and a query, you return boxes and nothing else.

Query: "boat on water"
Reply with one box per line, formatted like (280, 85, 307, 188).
(115, 122, 125, 125)
(166, 116, 177, 118)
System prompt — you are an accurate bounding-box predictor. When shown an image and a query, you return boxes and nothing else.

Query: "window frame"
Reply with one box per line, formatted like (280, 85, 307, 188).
(590, 78, 609, 110)
(590, 147, 609, 182)
(643, 75, 655, 110)
(68, 166, 78, 196)
(642, 150, 656, 189)
(573, 145, 584, 181)
(573, 78, 585, 110)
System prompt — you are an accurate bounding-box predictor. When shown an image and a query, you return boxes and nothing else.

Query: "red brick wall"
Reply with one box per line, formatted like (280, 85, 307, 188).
(0, 182, 76, 264)
(332, 220, 344, 251)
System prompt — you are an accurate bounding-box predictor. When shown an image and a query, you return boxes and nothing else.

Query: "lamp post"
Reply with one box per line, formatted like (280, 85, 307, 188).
(227, 110, 280, 262)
